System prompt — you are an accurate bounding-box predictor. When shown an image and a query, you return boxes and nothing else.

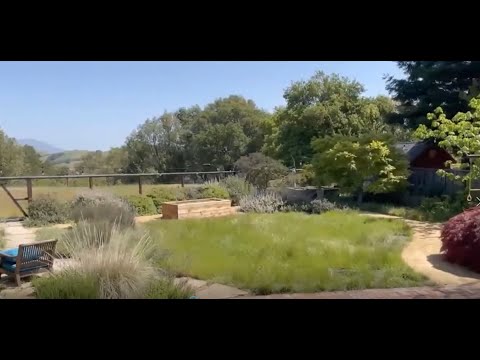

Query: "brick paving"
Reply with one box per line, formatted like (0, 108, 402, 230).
(235, 283, 480, 299)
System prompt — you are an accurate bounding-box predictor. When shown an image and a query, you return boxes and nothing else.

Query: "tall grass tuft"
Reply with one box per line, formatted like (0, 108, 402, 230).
(71, 190, 136, 230)
(34, 223, 193, 299)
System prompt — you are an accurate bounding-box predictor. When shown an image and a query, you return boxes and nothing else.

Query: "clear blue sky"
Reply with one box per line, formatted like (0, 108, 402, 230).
(0, 61, 404, 151)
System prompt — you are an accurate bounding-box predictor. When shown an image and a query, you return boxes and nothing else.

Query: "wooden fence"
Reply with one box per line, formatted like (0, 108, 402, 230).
(0, 171, 235, 218)
(408, 167, 467, 197)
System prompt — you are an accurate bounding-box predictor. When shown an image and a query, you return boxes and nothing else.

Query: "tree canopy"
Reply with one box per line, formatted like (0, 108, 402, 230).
(264, 71, 405, 165)
(123, 95, 270, 173)
(386, 61, 480, 128)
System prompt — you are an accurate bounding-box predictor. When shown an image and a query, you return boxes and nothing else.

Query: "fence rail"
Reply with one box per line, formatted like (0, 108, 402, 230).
(0, 171, 235, 181)
(0, 171, 236, 218)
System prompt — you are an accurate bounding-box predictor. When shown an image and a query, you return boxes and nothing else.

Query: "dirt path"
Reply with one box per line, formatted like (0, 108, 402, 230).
(0, 221, 36, 249)
(362, 213, 480, 286)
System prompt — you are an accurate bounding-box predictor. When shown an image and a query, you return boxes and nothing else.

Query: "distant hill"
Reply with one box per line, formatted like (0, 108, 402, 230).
(41, 150, 91, 169)
(16, 138, 64, 154)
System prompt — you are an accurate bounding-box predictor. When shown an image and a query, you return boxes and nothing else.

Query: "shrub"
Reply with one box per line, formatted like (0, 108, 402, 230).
(234, 152, 289, 189)
(124, 195, 157, 216)
(147, 187, 186, 213)
(419, 195, 467, 222)
(64, 220, 120, 250)
(34, 225, 192, 299)
(71, 201, 135, 230)
(280, 203, 313, 213)
(311, 199, 338, 214)
(441, 207, 480, 272)
(70, 190, 135, 230)
(145, 277, 194, 299)
(239, 192, 284, 213)
(52, 225, 153, 298)
(24, 197, 69, 227)
(269, 165, 314, 188)
(184, 186, 202, 200)
(71, 190, 125, 208)
(221, 176, 255, 205)
(200, 183, 230, 200)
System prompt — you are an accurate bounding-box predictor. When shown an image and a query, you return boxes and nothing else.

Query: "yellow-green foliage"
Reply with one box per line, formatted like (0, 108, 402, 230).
(123, 195, 157, 216)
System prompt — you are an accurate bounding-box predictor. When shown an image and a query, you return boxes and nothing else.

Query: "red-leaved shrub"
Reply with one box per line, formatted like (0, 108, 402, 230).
(441, 207, 480, 272)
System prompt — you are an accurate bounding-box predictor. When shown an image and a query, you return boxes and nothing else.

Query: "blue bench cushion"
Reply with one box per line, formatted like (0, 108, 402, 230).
(0, 248, 18, 264)
(1, 262, 16, 272)
(2, 261, 49, 273)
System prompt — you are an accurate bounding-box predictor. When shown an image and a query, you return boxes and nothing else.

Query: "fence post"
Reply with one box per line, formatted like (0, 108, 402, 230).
(138, 176, 143, 195)
(181, 174, 185, 187)
(26, 179, 33, 204)
(89, 177, 93, 189)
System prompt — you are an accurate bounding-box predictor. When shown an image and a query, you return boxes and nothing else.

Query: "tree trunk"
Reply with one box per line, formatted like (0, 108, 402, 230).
(357, 191, 364, 205)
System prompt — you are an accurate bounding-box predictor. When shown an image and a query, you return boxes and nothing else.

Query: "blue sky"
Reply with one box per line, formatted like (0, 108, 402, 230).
(0, 61, 404, 151)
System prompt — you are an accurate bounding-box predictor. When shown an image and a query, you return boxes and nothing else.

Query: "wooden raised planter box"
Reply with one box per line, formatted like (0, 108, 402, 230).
(162, 198, 235, 220)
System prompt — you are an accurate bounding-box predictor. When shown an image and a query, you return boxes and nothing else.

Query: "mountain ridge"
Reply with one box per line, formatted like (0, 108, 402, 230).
(16, 138, 64, 154)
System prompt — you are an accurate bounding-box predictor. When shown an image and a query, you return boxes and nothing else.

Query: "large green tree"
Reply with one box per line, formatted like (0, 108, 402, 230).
(125, 95, 271, 173)
(125, 112, 185, 173)
(184, 96, 271, 170)
(234, 152, 288, 189)
(311, 134, 409, 203)
(0, 129, 25, 177)
(386, 61, 480, 128)
(75, 151, 105, 174)
(200, 96, 270, 154)
(265, 71, 400, 165)
(22, 145, 43, 175)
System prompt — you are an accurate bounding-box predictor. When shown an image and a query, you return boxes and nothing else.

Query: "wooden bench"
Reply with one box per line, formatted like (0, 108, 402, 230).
(0, 240, 58, 286)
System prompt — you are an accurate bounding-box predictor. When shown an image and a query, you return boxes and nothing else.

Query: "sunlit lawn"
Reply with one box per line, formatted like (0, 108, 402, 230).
(146, 211, 427, 294)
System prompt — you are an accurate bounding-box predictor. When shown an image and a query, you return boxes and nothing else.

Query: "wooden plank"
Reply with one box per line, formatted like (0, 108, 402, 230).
(178, 206, 232, 215)
(138, 176, 143, 195)
(175, 200, 231, 210)
(0, 184, 28, 217)
(26, 178, 33, 203)
(177, 204, 231, 212)
(162, 199, 235, 220)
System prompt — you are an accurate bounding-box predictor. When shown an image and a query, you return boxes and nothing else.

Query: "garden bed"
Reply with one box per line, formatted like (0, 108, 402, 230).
(162, 198, 235, 220)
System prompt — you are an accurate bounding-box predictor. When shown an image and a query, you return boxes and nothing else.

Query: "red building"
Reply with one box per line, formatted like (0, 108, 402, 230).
(394, 141, 456, 169)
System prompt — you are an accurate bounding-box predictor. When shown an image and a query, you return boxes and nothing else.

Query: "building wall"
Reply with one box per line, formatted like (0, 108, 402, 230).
(410, 148, 454, 169)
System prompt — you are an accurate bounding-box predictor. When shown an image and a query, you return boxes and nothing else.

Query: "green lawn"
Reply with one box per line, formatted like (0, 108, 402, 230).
(146, 211, 427, 294)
